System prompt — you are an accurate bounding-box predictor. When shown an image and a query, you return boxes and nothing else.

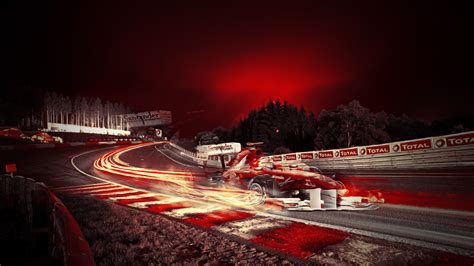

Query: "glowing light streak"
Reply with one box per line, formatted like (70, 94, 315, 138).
(93, 143, 258, 209)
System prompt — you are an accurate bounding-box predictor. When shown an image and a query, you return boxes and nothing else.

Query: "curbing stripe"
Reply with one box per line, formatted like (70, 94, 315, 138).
(71, 185, 123, 194)
(86, 188, 132, 195)
(53, 182, 111, 192)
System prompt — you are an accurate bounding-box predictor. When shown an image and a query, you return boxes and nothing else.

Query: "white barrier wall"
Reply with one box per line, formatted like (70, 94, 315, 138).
(46, 122, 131, 136)
(260, 131, 474, 169)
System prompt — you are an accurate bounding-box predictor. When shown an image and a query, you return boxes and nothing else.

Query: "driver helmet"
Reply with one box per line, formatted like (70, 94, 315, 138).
(263, 162, 275, 169)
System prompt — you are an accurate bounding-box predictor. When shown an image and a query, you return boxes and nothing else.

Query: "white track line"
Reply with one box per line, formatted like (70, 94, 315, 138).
(127, 201, 168, 208)
(164, 205, 229, 218)
(56, 184, 117, 193)
(91, 190, 141, 197)
(108, 193, 156, 201)
(73, 186, 125, 194)
(126, 198, 184, 209)
(53, 182, 108, 191)
(70, 147, 155, 194)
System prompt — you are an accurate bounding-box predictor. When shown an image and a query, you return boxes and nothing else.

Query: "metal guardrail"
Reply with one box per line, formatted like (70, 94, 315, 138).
(260, 131, 474, 171)
(169, 131, 474, 171)
(167, 142, 225, 168)
(300, 146, 474, 170)
(167, 142, 198, 158)
(0, 175, 94, 265)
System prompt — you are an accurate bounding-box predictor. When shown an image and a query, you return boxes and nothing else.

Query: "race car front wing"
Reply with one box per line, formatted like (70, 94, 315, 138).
(275, 188, 381, 211)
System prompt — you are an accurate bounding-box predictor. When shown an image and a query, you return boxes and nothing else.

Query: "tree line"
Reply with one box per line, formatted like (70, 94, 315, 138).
(197, 99, 474, 153)
(1, 88, 132, 130)
(41, 91, 131, 129)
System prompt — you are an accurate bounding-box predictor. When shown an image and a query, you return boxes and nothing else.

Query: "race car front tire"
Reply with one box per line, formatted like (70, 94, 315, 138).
(247, 181, 267, 205)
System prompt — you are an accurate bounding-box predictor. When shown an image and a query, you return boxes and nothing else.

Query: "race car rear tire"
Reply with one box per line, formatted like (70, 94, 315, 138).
(247, 182, 267, 205)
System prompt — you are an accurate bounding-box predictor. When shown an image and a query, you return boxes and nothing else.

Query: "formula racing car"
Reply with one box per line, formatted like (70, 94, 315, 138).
(205, 143, 381, 211)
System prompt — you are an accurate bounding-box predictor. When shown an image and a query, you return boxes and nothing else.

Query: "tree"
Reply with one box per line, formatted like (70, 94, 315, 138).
(104, 101, 113, 129)
(385, 114, 431, 141)
(44, 92, 52, 124)
(64, 96, 72, 124)
(212, 127, 230, 142)
(223, 99, 318, 152)
(80, 97, 89, 126)
(314, 100, 390, 149)
(91, 98, 103, 127)
(73, 96, 82, 125)
(195, 131, 219, 145)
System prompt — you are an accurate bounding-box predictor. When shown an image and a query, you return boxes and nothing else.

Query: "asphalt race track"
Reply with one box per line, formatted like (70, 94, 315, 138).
(3, 143, 474, 256)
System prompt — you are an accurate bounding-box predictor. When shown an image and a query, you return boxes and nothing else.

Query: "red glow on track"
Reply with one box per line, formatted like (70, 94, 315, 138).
(145, 202, 193, 213)
(340, 176, 474, 211)
(381, 191, 474, 211)
(437, 252, 474, 265)
(251, 222, 350, 259)
(183, 210, 255, 228)
(95, 191, 146, 199)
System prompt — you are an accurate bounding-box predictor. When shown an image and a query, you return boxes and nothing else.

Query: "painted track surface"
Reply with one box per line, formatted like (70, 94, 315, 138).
(59, 144, 355, 260)
(3, 143, 474, 257)
(65, 143, 474, 255)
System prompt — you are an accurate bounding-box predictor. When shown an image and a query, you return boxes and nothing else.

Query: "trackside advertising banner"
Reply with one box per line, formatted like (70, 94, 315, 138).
(363, 144, 390, 155)
(123, 110, 172, 128)
(446, 132, 474, 147)
(265, 131, 474, 163)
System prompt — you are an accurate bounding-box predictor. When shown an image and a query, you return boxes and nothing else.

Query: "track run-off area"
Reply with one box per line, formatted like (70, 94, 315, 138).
(4, 142, 474, 263)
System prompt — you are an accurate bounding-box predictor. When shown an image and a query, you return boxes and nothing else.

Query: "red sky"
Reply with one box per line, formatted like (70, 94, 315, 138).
(6, 1, 474, 135)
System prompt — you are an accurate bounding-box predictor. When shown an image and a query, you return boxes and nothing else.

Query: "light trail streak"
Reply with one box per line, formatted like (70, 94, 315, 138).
(93, 143, 259, 209)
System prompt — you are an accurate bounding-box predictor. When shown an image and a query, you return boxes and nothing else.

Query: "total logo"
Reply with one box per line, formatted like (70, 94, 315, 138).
(400, 139, 432, 151)
(339, 148, 358, 157)
(446, 133, 474, 147)
(366, 145, 390, 155)
(318, 151, 334, 158)
(300, 153, 314, 160)
(273, 155, 282, 162)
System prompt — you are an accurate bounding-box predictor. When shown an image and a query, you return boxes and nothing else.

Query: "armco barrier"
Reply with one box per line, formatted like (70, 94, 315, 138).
(167, 142, 224, 168)
(168, 131, 474, 171)
(0, 175, 94, 265)
(261, 131, 474, 170)
(167, 141, 198, 158)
